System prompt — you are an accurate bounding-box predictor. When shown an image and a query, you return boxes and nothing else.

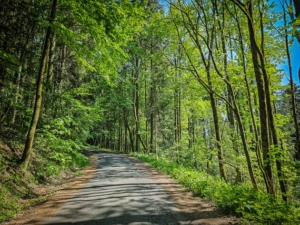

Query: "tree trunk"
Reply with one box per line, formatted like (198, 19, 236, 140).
(21, 0, 58, 170)
(283, 2, 300, 160)
(149, 41, 155, 153)
(245, 0, 275, 195)
(210, 91, 227, 181)
(257, 1, 287, 200)
(216, 1, 242, 183)
(293, 0, 300, 43)
(188, 116, 195, 149)
(11, 23, 36, 125)
(123, 108, 134, 152)
(144, 76, 148, 151)
(150, 52, 155, 153)
(171, 3, 227, 180)
(132, 58, 140, 152)
(229, 1, 270, 193)
(118, 111, 123, 151)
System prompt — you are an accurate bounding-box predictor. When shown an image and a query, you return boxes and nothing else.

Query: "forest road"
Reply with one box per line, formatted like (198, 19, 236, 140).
(42, 151, 238, 225)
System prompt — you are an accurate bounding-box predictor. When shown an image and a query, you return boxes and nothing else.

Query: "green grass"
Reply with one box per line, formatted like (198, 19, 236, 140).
(130, 153, 300, 225)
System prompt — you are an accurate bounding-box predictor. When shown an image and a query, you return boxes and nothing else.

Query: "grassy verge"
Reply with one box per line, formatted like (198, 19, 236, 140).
(130, 152, 300, 225)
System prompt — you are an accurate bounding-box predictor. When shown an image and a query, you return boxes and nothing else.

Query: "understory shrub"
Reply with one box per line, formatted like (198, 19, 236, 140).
(34, 117, 89, 179)
(131, 153, 300, 225)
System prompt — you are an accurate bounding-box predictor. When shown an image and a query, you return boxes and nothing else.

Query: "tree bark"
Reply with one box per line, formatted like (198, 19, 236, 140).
(21, 0, 58, 170)
(257, 1, 287, 200)
(150, 51, 155, 153)
(123, 108, 134, 152)
(245, 0, 275, 195)
(282, 1, 300, 160)
(212, 0, 258, 188)
(227, 1, 270, 196)
(215, 0, 242, 183)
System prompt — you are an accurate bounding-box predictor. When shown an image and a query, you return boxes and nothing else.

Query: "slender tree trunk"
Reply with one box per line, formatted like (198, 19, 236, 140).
(149, 41, 155, 153)
(124, 119, 128, 153)
(171, 3, 227, 180)
(118, 111, 123, 151)
(294, 0, 300, 18)
(21, 0, 58, 170)
(217, 0, 257, 187)
(245, 0, 275, 195)
(11, 22, 36, 125)
(258, 1, 287, 200)
(233, 103, 258, 188)
(132, 58, 139, 152)
(228, 1, 270, 193)
(135, 74, 140, 153)
(150, 52, 155, 153)
(293, 0, 300, 43)
(133, 58, 148, 152)
(0, 105, 11, 124)
(188, 115, 195, 149)
(145, 76, 148, 151)
(282, 1, 300, 159)
(215, 0, 242, 183)
(124, 108, 134, 152)
(11, 64, 22, 125)
(210, 91, 227, 181)
(45, 33, 56, 92)
(174, 87, 179, 144)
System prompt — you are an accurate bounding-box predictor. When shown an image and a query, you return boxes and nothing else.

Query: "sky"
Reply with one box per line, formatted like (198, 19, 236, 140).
(159, 0, 299, 84)
(272, 0, 300, 85)
(279, 40, 300, 85)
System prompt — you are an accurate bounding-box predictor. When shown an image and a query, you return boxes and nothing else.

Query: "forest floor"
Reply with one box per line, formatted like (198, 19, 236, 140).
(3, 150, 239, 225)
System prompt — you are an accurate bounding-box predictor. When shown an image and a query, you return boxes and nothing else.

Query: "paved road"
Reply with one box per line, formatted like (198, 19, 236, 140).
(43, 152, 188, 225)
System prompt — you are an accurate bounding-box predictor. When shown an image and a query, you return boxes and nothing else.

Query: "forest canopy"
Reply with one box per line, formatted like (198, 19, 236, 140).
(1, 0, 300, 223)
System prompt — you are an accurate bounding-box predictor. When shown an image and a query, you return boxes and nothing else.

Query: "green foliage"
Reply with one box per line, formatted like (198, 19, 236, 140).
(131, 153, 300, 224)
(0, 49, 20, 73)
(1, 0, 300, 222)
(0, 150, 35, 222)
(0, 184, 26, 222)
(0, 132, 89, 223)
(34, 116, 89, 179)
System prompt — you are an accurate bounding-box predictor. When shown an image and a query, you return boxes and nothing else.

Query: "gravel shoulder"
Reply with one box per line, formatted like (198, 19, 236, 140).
(3, 151, 238, 225)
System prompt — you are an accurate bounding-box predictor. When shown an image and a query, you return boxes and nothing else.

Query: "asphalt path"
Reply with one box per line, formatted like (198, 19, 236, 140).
(43, 152, 188, 225)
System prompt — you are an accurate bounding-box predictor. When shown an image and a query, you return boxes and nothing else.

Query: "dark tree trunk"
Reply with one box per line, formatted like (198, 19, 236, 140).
(283, 1, 300, 160)
(21, 0, 58, 170)
(245, 0, 275, 195)
(290, 0, 300, 44)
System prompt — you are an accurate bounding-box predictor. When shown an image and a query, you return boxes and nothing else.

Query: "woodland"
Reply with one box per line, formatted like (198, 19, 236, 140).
(1, 0, 300, 224)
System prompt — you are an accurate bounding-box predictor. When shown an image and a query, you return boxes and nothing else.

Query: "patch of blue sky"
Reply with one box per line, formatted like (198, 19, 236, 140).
(271, 0, 300, 84)
(159, 0, 299, 84)
(278, 40, 300, 84)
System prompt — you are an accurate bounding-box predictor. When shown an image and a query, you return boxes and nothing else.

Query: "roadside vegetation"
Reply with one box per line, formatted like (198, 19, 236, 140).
(131, 152, 300, 225)
(0, 128, 89, 223)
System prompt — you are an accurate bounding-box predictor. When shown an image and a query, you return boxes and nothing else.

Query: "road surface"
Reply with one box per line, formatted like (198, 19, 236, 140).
(44, 152, 188, 225)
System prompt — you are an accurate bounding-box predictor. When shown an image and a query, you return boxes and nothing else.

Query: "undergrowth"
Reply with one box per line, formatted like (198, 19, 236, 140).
(131, 153, 300, 225)
(0, 122, 90, 222)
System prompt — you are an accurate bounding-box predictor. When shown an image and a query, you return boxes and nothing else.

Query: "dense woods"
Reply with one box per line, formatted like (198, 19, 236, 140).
(1, 0, 300, 223)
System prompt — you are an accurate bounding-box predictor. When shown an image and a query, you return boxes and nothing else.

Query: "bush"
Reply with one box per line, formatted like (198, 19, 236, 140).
(131, 153, 300, 225)
(34, 117, 89, 180)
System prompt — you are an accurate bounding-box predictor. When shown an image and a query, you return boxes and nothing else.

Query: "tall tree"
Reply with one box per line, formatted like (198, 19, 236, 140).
(21, 0, 58, 170)
(170, 1, 227, 181)
(281, 0, 300, 159)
